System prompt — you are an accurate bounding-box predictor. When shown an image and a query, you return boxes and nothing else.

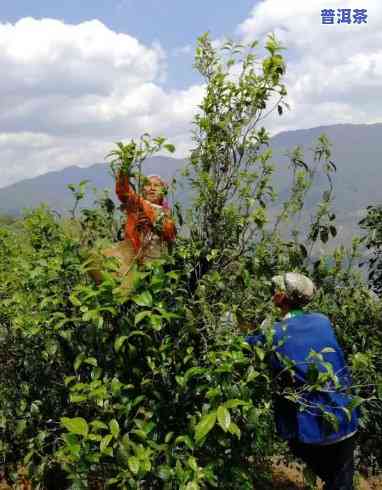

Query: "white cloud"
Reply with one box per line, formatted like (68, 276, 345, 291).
(0, 18, 204, 188)
(238, 0, 382, 134)
(0, 18, 165, 96)
(2, 5, 380, 189)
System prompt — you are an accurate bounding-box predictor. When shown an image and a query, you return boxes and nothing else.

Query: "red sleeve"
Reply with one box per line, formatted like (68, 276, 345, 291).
(116, 172, 176, 243)
(115, 172, 142, 209)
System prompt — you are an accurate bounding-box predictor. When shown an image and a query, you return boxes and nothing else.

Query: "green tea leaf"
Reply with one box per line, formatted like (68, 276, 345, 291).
(100, 434, 113, 453)
(61, 417, 89, 437)
(128, 456, 140, 475)
(228, 422, 241, 439)
(217, 406, 231, 432)
(109, 419, 120, 438)
(158, 465, 172, 480)
(90, 420, 108, 431)
(186, 482, 199, 490)
(134, 310, 151, 325)
(195, 411, 216, 442)
(224, 399, 247, 409)
(188, 456, 198, 472)
(16, 419, 27, 435)
(164, 143, 175, 153)
(114, 336, 128, 353)
(132, 291, 153, 307)
(84, 357, 98, 367)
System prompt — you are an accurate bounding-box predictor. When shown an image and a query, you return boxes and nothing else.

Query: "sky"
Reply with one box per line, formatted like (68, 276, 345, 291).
(0, 0, 380, 187)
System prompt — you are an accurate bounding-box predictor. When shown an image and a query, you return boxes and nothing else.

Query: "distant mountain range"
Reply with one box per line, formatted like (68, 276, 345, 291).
(269, 123, 382, 244)
(1, 123, 381, 243)
(0, 156, 186, 216)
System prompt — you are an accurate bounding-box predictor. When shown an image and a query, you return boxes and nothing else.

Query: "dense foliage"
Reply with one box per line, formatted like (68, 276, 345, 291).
(360, 204, 382, 295)
(0, 35, 381, 489)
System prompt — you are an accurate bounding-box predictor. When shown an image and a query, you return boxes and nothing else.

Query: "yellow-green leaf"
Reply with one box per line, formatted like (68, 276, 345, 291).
(90, 420, 108, 431)
(84, 357, 97, 367)
(109, 419, 120, 438)
(132, 291, 153, 307)
(100, 434, 113, 453)
(16, 419, 27, 435)
(186, 482, 199, 490)
(224, 399, 247, 409)
(69, 394, 87, 403)
(128, 456, 140, 475)
(188, 456, 198, 472)
(114, 336, 128, 353)
(195, 411, 216, 442)
(61, 417, 88, 437)
(134, 311, 151, 325)
(228, 422, 241, 439)
(217, 405, 231, 432)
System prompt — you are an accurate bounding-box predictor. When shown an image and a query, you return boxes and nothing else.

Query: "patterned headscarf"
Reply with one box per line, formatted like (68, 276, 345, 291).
(272, 272, 316, 306)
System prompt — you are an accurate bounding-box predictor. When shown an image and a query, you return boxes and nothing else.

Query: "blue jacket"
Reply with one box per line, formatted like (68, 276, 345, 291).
(246, 312, 358, 444)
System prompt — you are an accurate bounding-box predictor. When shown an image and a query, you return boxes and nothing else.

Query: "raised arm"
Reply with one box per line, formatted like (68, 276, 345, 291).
(116, 172, 159, 224)
(115, 172, 142, 208)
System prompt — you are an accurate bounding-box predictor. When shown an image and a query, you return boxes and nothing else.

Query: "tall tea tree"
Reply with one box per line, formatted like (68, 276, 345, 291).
(186, 33, 287, 279)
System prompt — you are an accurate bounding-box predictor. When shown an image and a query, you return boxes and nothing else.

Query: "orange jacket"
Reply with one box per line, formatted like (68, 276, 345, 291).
(115, 173, 176, 254)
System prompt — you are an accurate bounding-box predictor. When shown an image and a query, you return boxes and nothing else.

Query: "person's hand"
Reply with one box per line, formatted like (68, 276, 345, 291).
(238, 321, 255, 333)
(136, 212, 151, 230)
(239, 322, 256, 333)
(236, 311, 255, 333)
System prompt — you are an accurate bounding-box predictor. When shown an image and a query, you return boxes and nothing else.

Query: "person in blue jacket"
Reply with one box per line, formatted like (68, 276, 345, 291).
(245, 272, 358, 490)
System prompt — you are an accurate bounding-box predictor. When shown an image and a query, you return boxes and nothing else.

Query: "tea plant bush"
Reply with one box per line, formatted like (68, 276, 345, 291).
(0, 34, 381, 489)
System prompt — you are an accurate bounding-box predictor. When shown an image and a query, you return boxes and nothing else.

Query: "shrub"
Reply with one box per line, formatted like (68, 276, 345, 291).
(0, 34, 381, 489)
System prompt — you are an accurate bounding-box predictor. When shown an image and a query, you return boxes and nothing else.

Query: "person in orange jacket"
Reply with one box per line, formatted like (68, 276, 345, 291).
(115, 172, 176, 262)
(88, 172, 176, 288)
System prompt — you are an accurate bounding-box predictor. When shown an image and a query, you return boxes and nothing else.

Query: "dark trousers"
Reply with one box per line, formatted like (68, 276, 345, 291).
(289, 434, 357, 490)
